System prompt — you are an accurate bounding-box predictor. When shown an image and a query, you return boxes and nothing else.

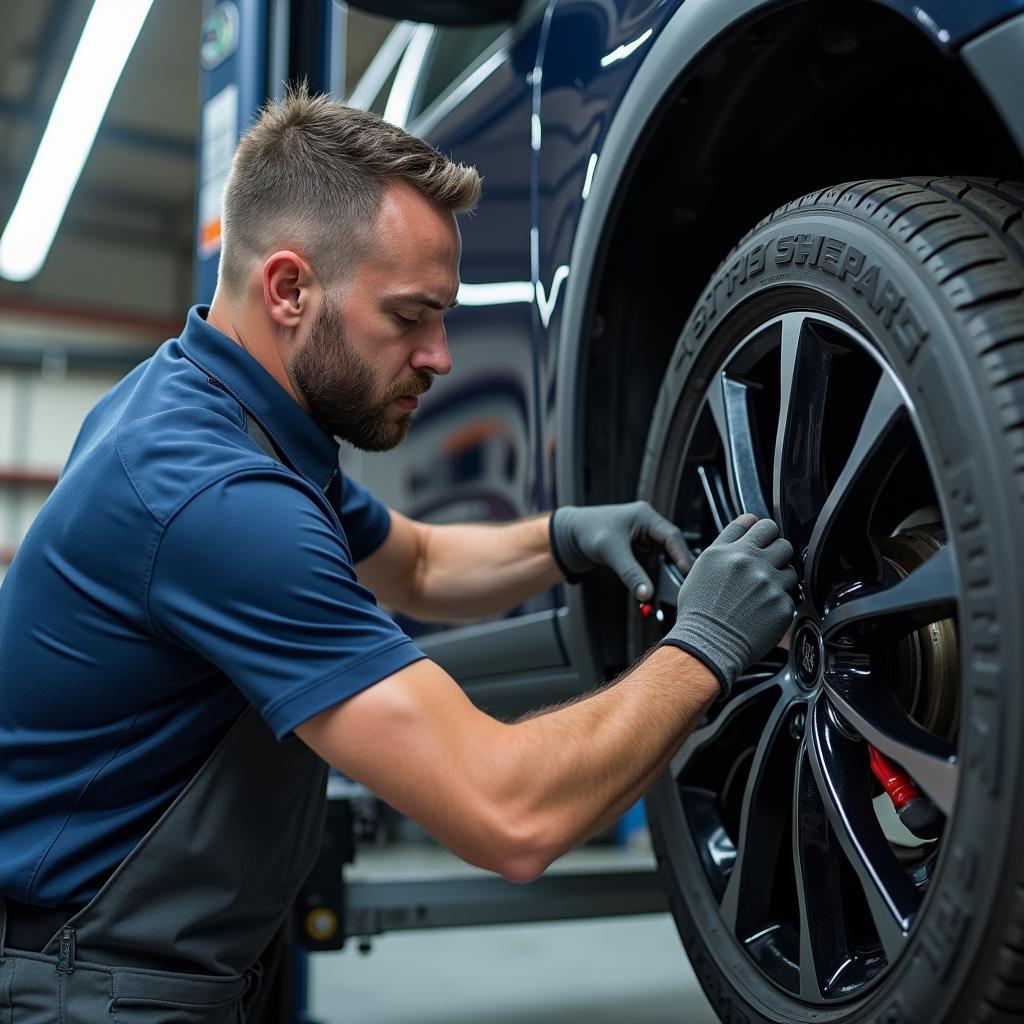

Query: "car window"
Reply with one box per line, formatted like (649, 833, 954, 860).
(412, 24, 507, 119)
(367, 62, 401, 116)
(346, 18, 412, 114)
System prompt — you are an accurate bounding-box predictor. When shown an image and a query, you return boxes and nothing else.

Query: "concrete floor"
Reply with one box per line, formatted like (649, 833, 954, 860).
(308, 842, 720, 1024)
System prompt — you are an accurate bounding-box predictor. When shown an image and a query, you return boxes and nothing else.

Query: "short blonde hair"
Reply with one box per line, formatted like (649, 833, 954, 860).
(219, 82, 481, 293)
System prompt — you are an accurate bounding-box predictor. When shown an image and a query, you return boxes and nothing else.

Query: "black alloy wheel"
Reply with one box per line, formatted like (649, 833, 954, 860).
(633, 178, 1024, 1024)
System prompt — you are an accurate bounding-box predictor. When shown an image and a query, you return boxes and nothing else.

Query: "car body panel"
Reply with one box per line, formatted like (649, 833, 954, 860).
(534, 0, 1024, 678)
(197, 0, 1024, 709)
(355, 11, 548, 638)
(364, 0, 1024, 702)
(963, 12, 1024, 156)
(352, 7, 587, 703)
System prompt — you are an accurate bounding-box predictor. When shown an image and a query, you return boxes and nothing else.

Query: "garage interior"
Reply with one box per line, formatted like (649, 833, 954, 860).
(7, 0, 1020, 1018)
(0, 1, 722, 1020)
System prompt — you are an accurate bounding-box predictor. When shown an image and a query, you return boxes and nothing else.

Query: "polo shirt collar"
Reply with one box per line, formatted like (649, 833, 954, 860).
(179, 304, 340, 490)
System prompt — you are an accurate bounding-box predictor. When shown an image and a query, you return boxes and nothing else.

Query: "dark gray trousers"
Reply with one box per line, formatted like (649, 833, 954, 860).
(0, 707, 328, 1022)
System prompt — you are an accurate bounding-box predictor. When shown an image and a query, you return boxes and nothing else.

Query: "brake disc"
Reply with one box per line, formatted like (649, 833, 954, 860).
(878, 525, 959, 743)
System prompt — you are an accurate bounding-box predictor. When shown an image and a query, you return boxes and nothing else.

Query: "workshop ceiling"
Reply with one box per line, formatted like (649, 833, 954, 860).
(0, 0, 396, 324)
(0, 0, 201, 322)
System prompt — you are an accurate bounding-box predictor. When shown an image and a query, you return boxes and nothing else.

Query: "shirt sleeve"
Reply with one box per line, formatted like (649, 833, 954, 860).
(147, 468, 424, 740)
(338, 472, 392, 563)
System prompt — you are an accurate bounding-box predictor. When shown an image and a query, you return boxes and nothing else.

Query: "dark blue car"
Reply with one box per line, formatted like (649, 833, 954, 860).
(199, 2, 1024, 1020)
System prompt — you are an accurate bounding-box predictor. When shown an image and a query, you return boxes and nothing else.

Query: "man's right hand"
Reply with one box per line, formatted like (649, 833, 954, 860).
(298, 514, 796, 882)
(660, 514, 797, 699)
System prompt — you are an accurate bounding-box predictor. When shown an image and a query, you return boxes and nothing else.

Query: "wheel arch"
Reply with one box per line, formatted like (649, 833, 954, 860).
(554, 0, 1024, 677)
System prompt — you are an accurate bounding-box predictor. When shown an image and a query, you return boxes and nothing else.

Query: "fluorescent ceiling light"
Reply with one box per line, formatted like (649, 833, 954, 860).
(0, 0, 156, 282)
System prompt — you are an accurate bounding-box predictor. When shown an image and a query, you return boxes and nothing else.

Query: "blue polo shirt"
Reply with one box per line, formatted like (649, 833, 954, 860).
(0, 305, 424, 908)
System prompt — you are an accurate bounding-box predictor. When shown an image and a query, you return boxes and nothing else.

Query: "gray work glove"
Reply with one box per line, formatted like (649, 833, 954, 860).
(661, 515, 797, 700)
(550, 501, 693, 601)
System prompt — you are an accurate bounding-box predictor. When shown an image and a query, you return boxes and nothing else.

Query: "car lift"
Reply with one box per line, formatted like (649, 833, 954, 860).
(193, 3, 665, 1020)
(283, 783, 665, 1020)
(307, 780, 665, 945)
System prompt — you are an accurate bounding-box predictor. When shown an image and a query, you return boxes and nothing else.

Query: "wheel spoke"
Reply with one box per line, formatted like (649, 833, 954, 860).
(805, 372, 910, 600)
(707, 372, 770, 520)
(822, 675, 958, 815)
(807, 699, 921, 960)
(773, 315, 834, 559)
(793, 745, 848, 1000)
(821, 546, 957, 644)
(719, 695, 803, 939)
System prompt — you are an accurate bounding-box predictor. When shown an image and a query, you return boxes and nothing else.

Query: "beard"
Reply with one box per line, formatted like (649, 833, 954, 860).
(288, 296, 432, 452)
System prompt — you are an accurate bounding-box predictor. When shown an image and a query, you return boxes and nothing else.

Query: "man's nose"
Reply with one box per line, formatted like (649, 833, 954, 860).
(411, 322, 452, 376)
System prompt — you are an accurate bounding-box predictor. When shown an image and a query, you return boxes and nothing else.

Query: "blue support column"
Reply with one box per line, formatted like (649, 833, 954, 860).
(193, 0, 345, 304)
(193, 0, 271, 304)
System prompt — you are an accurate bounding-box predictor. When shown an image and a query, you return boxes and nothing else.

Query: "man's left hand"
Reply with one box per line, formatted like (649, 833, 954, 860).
(549, 501, 693, 601)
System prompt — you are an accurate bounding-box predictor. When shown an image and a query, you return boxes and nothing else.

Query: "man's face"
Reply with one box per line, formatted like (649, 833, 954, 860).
(288, 182, 461, 452)
(288, 293, 432, 451)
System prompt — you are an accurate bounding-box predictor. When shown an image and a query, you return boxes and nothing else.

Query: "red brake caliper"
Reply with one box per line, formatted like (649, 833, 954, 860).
(868, 744, 942, 840)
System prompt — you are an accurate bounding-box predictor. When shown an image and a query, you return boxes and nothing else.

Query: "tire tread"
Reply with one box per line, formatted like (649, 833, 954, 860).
(712, 176, 1024, 514)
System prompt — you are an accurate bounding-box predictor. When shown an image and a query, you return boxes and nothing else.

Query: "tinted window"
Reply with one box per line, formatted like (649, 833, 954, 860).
(414, 24, 506, 117)
(368, 62, 401, 116)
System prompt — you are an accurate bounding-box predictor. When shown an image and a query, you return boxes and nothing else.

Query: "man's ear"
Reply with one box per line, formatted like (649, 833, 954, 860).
(263, 250, 319, 328)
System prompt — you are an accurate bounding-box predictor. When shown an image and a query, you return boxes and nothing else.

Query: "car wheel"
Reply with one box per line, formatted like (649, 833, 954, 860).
(632, 177, 1024, 1023)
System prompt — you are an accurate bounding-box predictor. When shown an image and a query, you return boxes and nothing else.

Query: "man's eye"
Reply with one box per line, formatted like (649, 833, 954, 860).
(394, 314, 417, 328)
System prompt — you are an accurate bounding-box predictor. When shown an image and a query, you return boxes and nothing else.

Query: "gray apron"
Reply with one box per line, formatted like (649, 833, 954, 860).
(0, 708, 328, 1021)
(0, 413, 333, 1021)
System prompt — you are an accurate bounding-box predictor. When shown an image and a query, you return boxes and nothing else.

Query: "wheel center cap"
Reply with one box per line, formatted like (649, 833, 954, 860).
(792, 621, 823, 689)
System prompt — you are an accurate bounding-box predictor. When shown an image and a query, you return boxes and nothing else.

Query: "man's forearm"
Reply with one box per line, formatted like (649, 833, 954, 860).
(308, 513, 790, 885)
(487, 644, 719, 879)
(408, 513, 565, 621)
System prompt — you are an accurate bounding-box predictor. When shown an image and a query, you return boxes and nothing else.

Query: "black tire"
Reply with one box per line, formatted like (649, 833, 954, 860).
(633, 177, 1024, 1024)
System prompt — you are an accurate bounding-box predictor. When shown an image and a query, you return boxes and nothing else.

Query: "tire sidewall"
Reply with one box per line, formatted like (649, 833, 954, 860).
(637, 202, 1024, 1024)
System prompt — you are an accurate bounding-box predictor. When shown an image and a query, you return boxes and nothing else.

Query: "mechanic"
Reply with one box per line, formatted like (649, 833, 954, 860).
(0, 86, 796, 1021)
